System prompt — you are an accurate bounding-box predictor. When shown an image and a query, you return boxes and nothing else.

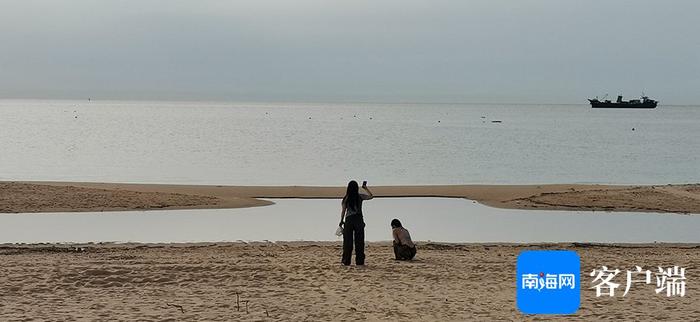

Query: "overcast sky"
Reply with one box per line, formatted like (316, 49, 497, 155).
(1, 1, 698, 104)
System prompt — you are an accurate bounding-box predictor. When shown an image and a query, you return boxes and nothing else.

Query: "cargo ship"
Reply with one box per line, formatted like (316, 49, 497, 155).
(588, 94, 658, 108)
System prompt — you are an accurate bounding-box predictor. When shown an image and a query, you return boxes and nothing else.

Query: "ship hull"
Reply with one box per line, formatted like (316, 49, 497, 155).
(589, 100, 657, 109)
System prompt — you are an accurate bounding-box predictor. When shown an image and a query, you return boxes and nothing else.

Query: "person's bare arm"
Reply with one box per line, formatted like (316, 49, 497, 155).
(362, 185, 374, 199)
(392, 229, 399, 245)
(339, 202, 347, 227)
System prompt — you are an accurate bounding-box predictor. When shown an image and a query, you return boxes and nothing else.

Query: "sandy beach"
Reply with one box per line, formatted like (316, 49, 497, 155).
(2, 0, 699, 320)
(2, 181, 699, 214)
(0, 242, 697, 321)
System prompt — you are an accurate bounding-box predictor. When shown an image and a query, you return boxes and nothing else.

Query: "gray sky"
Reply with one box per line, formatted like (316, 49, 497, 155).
(1, 0, 699, 104)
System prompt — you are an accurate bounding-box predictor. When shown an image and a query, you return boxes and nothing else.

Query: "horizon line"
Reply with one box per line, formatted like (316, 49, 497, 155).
(1, 96, 695, 107)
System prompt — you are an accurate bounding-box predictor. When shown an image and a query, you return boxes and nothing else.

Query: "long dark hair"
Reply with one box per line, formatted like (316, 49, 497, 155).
(342, 180, 361, 213)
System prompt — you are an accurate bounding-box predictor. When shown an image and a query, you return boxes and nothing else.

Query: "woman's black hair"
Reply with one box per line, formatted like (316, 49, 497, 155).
(391, 219, 402, 228)
(343, 180, 361, 213)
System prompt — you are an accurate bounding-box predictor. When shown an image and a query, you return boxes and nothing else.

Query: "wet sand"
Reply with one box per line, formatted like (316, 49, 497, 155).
(0, 242, 697, 321)
(2, 181, 699, 214)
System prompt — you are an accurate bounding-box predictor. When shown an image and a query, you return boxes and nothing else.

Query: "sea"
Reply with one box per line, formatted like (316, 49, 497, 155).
(1, 99, 699, 243)
(1, 99, 698, 185)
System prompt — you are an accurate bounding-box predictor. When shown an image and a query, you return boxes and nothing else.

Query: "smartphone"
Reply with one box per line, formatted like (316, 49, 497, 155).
(362, 180, 367, 187)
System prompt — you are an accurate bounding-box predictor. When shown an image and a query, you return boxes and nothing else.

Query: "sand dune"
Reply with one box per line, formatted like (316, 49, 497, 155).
(0, 242, 697, 321)
(1, 181, 699, 214)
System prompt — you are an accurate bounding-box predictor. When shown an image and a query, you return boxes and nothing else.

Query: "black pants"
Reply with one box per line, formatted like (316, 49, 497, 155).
(342, 215, 365, 265)
(393, 244, 416, 260)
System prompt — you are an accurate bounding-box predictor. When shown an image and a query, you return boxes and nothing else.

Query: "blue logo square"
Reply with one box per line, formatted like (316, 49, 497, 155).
(516, 250, 580, 315)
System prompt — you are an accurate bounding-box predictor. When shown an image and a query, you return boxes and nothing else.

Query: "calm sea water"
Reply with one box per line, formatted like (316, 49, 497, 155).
(1, 99, 698, 185)
(1, 198, 698, 244)
(1, 100, 699, 243)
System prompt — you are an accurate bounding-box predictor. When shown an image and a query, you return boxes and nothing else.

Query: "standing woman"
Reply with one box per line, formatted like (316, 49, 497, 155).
(339, 180, 373, 266)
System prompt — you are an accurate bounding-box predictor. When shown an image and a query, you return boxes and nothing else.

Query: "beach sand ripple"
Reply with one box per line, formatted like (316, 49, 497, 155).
(0, 242, 697, 321)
